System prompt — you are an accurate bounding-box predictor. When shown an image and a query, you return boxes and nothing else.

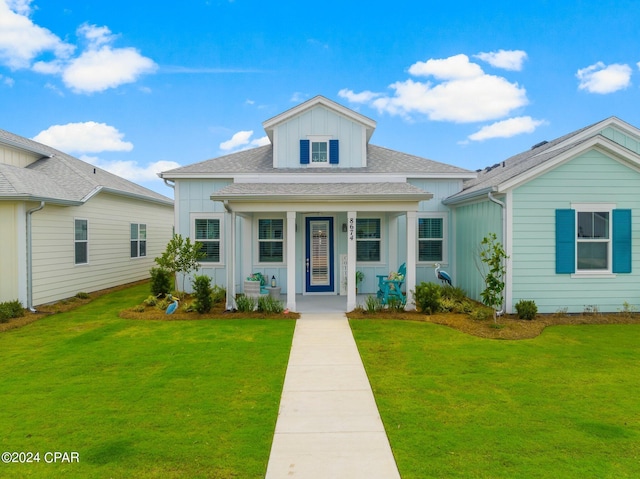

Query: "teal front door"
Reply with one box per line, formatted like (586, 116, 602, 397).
(305, 217, 334, 293)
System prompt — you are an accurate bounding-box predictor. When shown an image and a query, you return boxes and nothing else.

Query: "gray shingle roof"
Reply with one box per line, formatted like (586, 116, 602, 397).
(444, 118, 617, 203)
(0, 128, 173, 205)
(161, 144, 474, 177)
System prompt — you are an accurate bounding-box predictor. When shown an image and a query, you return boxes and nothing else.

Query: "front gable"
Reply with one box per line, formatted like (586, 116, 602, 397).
(262, 96, 376, 169)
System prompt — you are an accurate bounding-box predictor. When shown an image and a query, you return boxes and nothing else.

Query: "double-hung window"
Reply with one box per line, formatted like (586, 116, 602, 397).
(300, 138, 339, 165)
(556, 204, 631, 275)
(418, 216, 445, 262)
(258, 218, 284, 263)
(194, 218, 221, 263)
(311, 142, 328, 163)
(130, 223, 147, 258)
(356, 218, 381, 262)
(75, 219, 88, 265)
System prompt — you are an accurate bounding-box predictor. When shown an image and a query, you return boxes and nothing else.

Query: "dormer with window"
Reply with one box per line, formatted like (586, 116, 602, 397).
(262, 96, 376, 169)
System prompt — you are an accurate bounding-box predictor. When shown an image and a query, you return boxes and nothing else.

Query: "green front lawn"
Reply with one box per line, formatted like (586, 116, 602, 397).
(0, 283, 295, 478)
(351, 319, 640, 479)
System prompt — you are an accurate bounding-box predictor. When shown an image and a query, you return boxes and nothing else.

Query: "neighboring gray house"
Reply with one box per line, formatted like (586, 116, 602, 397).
(0, 129, 174, 309)
(160, 96, 475, 311)
(445, 117, 640, 314)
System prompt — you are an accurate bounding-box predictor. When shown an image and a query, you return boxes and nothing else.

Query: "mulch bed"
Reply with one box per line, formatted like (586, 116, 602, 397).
(347, 309, 640, 339)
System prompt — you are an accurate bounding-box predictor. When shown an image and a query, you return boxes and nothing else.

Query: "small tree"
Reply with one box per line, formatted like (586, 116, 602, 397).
(154, 234, 206, 294)
(192, 274, 213, 314)
(478, 233, 508, 322)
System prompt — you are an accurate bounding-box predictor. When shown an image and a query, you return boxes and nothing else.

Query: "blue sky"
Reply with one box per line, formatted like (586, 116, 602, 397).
(2, 0, 640, 198)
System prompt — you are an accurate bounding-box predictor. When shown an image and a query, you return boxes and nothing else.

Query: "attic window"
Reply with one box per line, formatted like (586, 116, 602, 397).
(300, 138, 339, 165)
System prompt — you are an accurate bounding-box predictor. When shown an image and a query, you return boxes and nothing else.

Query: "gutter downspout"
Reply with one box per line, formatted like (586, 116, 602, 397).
(223, 200, 237, 311)
(163, 178, 175, 190)
(488, 191, 506, 316)
(26, 201, 45, 312)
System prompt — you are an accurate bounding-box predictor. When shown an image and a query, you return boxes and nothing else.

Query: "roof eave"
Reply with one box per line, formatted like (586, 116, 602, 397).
(442, 186, 498, 206)
(211, 193, 433, 203)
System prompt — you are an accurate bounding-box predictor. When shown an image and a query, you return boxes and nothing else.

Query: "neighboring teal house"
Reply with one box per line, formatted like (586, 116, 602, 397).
(445, 117, 640, 314)
(160, 96, 474, 311)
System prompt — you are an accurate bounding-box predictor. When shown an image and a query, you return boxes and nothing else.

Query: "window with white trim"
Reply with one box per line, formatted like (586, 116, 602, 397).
(356, 218, 381, 262)
(258, 218, 284, 263)
(75, 219, 88, 265)
(194, 217, 221, 263)
(311, 141, 328, 163)
(577, 210, 610, 271)
(418, 216, 444, 262)
(130, 223, 147, 258)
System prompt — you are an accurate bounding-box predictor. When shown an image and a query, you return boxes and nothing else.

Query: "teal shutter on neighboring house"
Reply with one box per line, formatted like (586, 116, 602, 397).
(556, 209, 575, 274)
(300, 139, 310, 164)
(612, 209, 632, 273)
(329, 139, 339, 164)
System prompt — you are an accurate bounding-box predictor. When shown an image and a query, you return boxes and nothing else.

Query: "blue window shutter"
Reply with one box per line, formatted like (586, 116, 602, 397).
(556, 209, 575, 274)
(613, 209, 632, 273)
(300, 139, 310, 164)
(329, 139, 339, 164)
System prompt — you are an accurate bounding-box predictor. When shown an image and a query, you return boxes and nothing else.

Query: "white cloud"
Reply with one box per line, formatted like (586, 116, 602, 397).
(0, 0, 74, 69)
(219, 130, 270, 151)
(290, 92, 309, 103)
(81, 156, 181, 183)
(576, 62, 632, 94)
(33, 122, 134, 154)
(341, 54, 528, 123)
(338, 88, 381, 104)
(475, 50, 528, 71)
(408, 54, 484, 80)
(62, 44, 157, 93)
(0, 73, 14, 86)
(468, 116, 546, 142)
(0, 4, 156, 93)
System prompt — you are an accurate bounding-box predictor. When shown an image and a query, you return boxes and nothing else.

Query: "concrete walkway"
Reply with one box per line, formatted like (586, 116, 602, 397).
(265, 313, 401, 479)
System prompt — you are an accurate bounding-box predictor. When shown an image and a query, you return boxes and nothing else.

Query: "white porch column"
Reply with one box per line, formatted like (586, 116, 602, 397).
(286, 211, 296, 312)
(405, 210, 417, 310)
(347, 211, 357, 311)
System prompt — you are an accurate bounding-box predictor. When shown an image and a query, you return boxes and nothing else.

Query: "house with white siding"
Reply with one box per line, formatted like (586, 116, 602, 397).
(445, 117, 640, 314)
(160, 96, 475, 311)
(161, 96, 640, 314)
(0, 129, 174, 309)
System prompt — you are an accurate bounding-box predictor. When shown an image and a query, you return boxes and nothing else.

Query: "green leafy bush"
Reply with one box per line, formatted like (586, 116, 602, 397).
(192, 274, 213, 314)
(143, 295, 158, 307)
(470, 308, 492, 321)
(441, 285, 467, 302)
(257, 295, 284, 314)
(515, 300, 538, 320)
(75, 292, 90, 299)
(0, 300, 25, 323)
(236, 294, 256, 312)
(413, 282, 441, 314)
(150, 267, 172, 297)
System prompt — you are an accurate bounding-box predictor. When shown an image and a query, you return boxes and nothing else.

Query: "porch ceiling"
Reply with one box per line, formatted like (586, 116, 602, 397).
(210, 182, 433, 212)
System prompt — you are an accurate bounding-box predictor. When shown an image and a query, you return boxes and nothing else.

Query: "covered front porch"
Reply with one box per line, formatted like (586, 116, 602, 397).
(211, 182, 432, 312)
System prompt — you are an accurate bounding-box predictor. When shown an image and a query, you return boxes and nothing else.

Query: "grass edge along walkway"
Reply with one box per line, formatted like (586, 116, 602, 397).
(0, 283, 295, 479)
(350, 318, 640, 479)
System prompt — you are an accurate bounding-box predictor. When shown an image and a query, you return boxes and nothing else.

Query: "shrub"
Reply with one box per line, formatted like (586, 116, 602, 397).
(75, 292, 90, 299)
(257, 295, 284, 314)
(413, 282, 441, 314)
(0, 300, 24, 323)
(515, 300, 538, 320)
(143, 295, 158, 307)
(441, 285, 467, 302)
(236, 294, 256, 312)
(192, 274, 213, 314)
(211, 285, 226, 304)
(365, 295, 384, 313)
(150, 267, 172, 297)
(470, 308, 492, 321)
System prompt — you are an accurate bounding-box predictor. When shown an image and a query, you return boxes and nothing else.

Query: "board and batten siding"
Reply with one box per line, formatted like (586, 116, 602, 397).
(453, 198, 503, 302)
(0, 202, 23, 302)
(0, 144, 41, 168)
(273, 106, 366, 168)
(510, 149, 640, 313)
(30, 193, 173, 305)
(600, 126, 640, 155)
(175, 179, 232, 291)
